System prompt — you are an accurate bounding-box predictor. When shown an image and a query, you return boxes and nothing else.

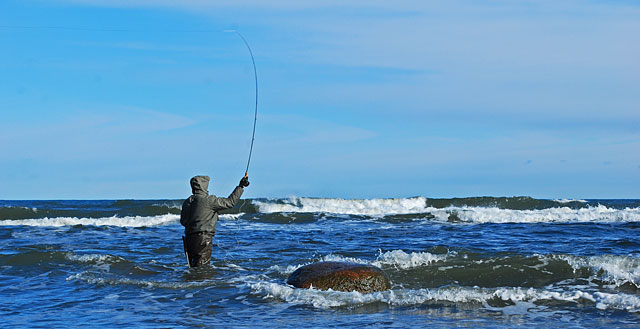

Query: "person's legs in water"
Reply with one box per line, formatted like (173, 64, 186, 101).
(186, 232, 213, 267)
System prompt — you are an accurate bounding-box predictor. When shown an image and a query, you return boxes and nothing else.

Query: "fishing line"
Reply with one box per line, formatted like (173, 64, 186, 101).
(225, 30, 259, 176)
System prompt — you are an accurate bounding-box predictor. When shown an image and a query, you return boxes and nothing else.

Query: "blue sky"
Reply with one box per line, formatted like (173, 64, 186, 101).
(1, 0, 639, 199)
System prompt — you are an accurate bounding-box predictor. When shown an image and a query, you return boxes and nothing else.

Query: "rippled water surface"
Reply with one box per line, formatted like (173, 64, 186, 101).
(1, 197, 639, 328)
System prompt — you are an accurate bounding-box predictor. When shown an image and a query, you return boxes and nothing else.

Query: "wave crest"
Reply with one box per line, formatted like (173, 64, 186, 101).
(269, 250, 452, 275)
(254, 197, 429, 216)
(249, 283, 640, 312)
(550, 254, 640, 288)
(252, 197, 640, 223)
(0, 214, 178, 227)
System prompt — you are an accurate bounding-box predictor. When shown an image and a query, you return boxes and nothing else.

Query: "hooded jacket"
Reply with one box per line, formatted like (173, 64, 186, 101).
(180, 175, 244, 235)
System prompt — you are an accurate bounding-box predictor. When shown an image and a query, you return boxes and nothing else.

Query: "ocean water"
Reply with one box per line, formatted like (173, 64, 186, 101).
(1, 197, 639, 328)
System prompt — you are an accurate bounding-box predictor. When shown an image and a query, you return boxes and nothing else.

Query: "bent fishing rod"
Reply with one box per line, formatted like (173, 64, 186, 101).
(226, 30, 258, 177)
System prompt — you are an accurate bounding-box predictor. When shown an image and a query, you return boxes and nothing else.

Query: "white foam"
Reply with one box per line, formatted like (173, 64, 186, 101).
(371, 250, 450, 269)
(254, 197, 429, 216)
(426, 205, 640, 223)
(0, 205, 38, 213)
(249, 282, 640, 312)
(152, 202, 181, 209)
(554, 199, 588, 203)
(551, 254, 640, 288)
(253, 197, 639, 223)
(252, 250, 640, 313)
(269, 250, 451, 275)
(66, 271, 213, 289)
(0, 214, 178, 227)
(267, 254, 368, 275)
(220, 213, 244, 220)
(593, 292, 640, 312)
(65, 253, 121, 264)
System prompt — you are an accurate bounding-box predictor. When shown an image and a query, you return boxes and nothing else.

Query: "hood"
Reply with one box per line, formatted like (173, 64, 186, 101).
(190, 175, 210, 195)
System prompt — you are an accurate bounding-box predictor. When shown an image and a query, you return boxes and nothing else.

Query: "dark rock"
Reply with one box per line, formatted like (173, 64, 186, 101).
(286, 261, 391, 293)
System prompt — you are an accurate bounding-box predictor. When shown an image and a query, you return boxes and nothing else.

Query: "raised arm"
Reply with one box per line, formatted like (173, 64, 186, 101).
(209, 175, 250, 210)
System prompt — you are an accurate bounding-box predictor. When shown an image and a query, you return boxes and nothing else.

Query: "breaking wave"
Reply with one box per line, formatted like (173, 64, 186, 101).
(250, 282, 640, 312)
(254, 197, 430, 216)
(0, 214, 244, 227)
(0, 214, 179, 227)
(253, 250, 640, 313)
(426, 205, 640, 223)
(269, 250, 451, 275)
(549, 254, 640, 288)
(272, 250, 640, 290)
(252, 197, 640, 223)
(1, 197, 639, 224)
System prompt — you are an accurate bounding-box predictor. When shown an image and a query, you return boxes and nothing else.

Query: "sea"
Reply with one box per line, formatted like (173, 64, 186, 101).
(1, 196, 639, 328)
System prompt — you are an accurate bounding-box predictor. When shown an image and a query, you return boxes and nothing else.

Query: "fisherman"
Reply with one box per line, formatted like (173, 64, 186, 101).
(181, 174, 250, 267)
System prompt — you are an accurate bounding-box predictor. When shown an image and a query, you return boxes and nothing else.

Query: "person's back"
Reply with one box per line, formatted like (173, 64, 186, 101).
(181, 175, 249, 267)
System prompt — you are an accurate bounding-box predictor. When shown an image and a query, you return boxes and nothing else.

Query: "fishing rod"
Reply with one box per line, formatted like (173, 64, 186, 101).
(225, 30, 258, 177)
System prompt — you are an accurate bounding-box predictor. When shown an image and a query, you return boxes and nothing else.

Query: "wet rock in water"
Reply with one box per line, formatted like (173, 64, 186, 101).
(286, 261, 391, 293)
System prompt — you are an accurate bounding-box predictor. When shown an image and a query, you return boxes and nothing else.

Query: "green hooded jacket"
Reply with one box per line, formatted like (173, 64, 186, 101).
(180, 175, 244, 235)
